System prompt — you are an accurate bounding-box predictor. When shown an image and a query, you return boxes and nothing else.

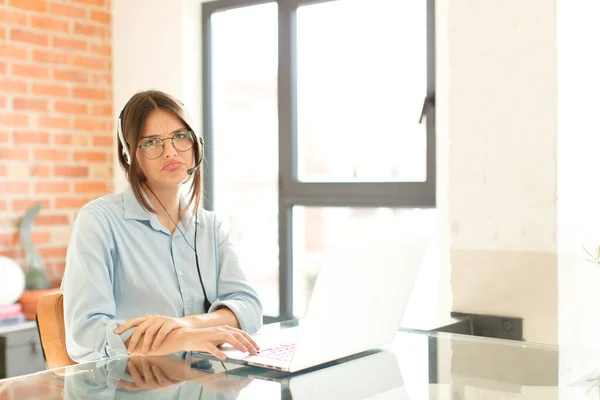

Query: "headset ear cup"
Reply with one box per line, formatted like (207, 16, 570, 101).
(117, 117, 131, 165)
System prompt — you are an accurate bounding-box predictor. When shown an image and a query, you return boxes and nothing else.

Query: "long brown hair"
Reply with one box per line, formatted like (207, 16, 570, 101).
(117, 90, 203, 215)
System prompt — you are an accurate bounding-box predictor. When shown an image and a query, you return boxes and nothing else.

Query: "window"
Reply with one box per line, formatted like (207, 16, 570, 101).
(203, 0, 435, 322)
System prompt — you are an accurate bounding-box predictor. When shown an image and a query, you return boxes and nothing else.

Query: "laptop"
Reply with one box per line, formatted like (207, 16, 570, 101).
(219, 219, 432, 373)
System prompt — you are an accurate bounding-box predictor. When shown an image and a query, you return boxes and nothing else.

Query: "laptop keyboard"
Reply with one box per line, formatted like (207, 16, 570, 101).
(256, 343, 296, 362)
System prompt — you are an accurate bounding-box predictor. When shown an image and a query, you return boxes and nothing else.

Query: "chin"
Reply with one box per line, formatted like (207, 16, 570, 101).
(152, 173, 189, 187)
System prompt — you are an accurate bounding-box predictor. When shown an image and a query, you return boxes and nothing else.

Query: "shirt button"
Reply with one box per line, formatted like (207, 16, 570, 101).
(178, 271, 183, 277)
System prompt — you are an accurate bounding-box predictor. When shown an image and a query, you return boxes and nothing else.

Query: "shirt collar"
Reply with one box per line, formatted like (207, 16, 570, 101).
(123, 185, 195, 231)
(123, 185, 151, 221)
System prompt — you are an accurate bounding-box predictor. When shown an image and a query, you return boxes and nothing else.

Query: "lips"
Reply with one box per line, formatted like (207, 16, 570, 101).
(162, 161, 184, 171)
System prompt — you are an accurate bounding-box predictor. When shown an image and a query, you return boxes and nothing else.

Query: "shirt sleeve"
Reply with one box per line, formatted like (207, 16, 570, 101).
(61, 207, 134, 363)
(208, 215, 263, 334)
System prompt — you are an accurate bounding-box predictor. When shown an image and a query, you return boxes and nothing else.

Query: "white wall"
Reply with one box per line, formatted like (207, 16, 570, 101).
(557, 0, 600, 352)
(439, 0, 559, 343)
(112, 0, 202, 191)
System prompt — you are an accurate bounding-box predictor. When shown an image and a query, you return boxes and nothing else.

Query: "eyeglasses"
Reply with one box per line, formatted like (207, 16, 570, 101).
(137, 130, 203, 160)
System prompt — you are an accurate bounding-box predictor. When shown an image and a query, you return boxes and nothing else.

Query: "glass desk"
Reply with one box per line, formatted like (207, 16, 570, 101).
(2, 320, 600, 399)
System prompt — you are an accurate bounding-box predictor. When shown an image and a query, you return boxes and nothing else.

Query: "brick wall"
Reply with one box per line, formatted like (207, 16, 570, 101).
(0, 0, 113, 285)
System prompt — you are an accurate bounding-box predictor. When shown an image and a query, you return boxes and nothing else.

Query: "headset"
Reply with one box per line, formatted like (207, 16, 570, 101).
(117, 100, 211, 313)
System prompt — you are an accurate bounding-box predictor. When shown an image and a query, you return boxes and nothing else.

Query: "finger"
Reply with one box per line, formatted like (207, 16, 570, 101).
(242, 332, 260, 350)
(152, 365, 178, 387)
(222, 326, 260, 350)
(140, 358, 154, 384)
(117, 380, 142, 391)
(152, 325, 172, 350)
(218, 333, 248, 354)
(202, 343, 227, 360)
(142, 321, 164, 354)
(230, 331, 258, 354)
(115, 317, 146, 334)
(128, 319, 155, 352)
(127, 360, 144, 385)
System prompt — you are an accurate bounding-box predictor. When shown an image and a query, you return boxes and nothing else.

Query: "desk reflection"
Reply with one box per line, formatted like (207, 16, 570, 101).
(59, 349, 406, 399)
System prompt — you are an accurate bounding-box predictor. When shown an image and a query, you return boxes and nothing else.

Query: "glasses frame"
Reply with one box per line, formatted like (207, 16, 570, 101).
(137, 130, 204, 160)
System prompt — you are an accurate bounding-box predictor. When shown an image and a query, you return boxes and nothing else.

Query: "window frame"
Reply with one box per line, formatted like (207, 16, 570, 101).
(202, 0, 436, 323)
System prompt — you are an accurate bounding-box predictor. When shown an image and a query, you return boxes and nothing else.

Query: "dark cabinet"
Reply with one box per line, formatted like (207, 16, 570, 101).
(0, 322, 46, 379)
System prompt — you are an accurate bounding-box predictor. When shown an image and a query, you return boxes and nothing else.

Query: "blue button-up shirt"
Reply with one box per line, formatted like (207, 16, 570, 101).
(61, 186, 263, 363)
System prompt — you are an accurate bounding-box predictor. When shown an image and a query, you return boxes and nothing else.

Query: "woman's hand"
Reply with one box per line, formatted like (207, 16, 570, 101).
(188, 325, 260, 360)
(115, 315, 191, 354)
(118, 357, 184, 392)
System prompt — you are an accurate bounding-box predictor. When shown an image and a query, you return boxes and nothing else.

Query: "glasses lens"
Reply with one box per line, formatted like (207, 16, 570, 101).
(173, 131, 194, 152)
(140, 140, 163, 159)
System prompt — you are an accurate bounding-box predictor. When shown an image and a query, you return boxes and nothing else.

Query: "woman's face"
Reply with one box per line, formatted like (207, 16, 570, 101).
(135, 109, 195, 190)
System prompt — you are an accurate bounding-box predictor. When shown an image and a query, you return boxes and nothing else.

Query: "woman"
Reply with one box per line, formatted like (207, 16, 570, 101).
(61, 90, 262, 363)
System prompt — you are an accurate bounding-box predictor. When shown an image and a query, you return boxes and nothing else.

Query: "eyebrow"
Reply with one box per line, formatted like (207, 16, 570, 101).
(140, 128, 187, 139)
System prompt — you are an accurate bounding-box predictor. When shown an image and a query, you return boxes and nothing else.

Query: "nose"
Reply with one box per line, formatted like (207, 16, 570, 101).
(162, 138, 178, 158)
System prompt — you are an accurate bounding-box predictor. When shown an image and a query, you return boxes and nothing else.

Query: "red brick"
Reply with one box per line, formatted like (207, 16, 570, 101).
(92, 135, 113, 147)
(75, 181, 107, 193)
(0, 79, 28, 94)
(0, 232, 17, 247)
(71, 0, 103, 6)
(0, 43, 28, 60)
(33, 231, 52, 243)
(30, 165, 51, 177)
(33, 49, 69, 64)
(32, 83, 69, 97)
(50, 262, 66, 279)
(55, 101, 87, 114)
(14, 131, 50, 144)
(0, 199, 6, 211)
(54, 166, 88, 177)
(53, 68, 88, 83)
(11, 64, 49, 79)
(49, 2, 87, 19)
(74, 151, 106, 162)
(71, 55, 106, 70)
(0, 9, 28, 25)
(73, 22, 109, 39)
(0, 147, 29, 160)
(91, 10, 110, 24)
(90, 43, 111, 57)
(72, 87, 107, 100)
(33, 149, 69, 161)
(38, 116, 71, 130)
(35, 214, 69, 225)
(12, 199, 51, 212)
(0, 26, 6, 40)
(39, 246, 67, 259)
(0, 132, 9, 143)
(52, 133, 73, 145)
(0, 97, 6, 109)
(35, 182, 70, 193)
(52, 37, 87, 51)
(10, 28, 49, 46)
(91, 104, 112, 116)
(13, 98, 49, 112)
(0, 248, 23, 259)
(0, 181, 29, 194)
(90, 73, 111, 85)
(0, 165, 6, 176)
(55, 197, 90, 209)
(0, 113, 29, 128)
(73, 118, 106, 131)
(9, 0, 47, 12)
(30, 15, 69, 32)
